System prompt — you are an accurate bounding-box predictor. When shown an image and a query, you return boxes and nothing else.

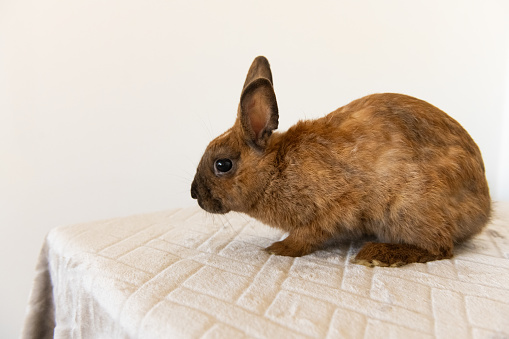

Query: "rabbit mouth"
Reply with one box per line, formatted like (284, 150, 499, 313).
(191, 178, 230, 214)
(196, 197, 229, 214)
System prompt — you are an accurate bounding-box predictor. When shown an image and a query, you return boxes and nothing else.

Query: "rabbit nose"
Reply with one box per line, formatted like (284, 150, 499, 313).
(191, 179, 198, 199)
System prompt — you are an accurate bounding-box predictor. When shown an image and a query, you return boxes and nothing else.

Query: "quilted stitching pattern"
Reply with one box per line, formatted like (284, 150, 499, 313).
(30, 204, 509, 338)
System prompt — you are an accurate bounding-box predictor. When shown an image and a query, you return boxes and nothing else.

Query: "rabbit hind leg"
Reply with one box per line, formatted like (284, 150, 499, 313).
(353, 242, 453, 267)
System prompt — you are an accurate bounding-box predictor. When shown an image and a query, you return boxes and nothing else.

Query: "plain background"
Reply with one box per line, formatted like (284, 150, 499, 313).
(1, 0, 508, 337)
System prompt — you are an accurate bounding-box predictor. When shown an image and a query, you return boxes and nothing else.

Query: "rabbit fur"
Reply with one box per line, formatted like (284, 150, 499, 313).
(191, 56, 491, 267)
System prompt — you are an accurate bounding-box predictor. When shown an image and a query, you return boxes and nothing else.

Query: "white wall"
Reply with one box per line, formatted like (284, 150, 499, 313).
(1, 0, 508, 337)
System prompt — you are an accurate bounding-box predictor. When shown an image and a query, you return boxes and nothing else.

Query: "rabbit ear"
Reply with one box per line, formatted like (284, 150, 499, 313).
(243, 56, 273, 90)
(239, 78, 279, 149)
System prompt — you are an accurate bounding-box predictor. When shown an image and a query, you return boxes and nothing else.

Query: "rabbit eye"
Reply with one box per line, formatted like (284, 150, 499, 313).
(214, 158, 233, 174)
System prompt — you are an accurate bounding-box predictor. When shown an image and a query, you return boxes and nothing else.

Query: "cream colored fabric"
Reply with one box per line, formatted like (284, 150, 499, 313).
(23, 203, 509, 338)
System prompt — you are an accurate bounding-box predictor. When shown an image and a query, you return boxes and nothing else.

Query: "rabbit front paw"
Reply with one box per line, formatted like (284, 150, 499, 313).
(265, 240, 311, 257)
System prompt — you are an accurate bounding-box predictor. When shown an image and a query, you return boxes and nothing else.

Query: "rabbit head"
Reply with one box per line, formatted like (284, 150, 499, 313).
(191, 56, 279, 214)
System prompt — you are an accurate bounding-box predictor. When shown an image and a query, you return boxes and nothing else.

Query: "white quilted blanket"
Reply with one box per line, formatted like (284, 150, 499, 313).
(23, 203, 509, 338)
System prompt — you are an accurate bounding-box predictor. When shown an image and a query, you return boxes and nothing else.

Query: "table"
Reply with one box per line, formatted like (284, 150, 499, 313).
(22, 203, 509, 338)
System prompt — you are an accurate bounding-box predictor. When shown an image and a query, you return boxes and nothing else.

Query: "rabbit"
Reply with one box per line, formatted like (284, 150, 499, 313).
(190, 56, 491, 267)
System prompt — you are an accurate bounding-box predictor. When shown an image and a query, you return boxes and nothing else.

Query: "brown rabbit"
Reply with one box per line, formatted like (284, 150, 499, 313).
(190, 56, 491, 267)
